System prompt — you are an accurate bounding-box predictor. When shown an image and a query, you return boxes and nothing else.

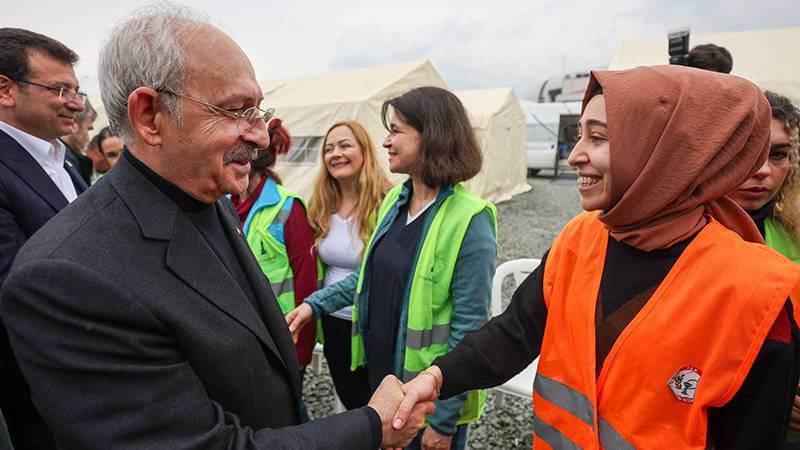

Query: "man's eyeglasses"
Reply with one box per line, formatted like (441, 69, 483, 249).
(158, 88, 275, 135)
(14, 79, 88, 105)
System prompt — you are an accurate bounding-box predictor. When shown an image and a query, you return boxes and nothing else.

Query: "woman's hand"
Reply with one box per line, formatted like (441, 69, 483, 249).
(393, 366, 442, 430)
(285, 303, 313, 344)
(421, 426, 452, 450)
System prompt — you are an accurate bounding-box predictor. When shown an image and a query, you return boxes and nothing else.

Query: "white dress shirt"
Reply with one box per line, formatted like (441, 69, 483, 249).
(0, 119, 78, 202)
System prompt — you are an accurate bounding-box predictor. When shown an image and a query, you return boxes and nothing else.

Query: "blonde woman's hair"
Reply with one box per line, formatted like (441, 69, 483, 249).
(308, 121, 392, 247)
(766, 91, 800, 240)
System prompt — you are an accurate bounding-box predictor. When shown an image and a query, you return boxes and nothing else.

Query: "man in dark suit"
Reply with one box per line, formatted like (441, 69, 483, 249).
(0, 28, 89, 449)
(61, 99, 97, 185)
(0, 6, 432, 449)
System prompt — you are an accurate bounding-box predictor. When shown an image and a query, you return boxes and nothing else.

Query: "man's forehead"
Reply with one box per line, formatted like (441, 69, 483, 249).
(181, 27, 260, 99)
(27, 50, 79, 85)
(181, 25, 250, 69)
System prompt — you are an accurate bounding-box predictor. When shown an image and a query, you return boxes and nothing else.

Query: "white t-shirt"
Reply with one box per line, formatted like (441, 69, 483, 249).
(317, 213, 364, 320)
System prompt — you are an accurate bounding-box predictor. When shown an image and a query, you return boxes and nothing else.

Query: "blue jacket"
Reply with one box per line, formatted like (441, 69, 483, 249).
(241, 176, 296, 243)
(306, 180, 496, 435)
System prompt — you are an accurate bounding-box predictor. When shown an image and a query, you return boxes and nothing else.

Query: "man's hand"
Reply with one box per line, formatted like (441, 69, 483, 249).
(284, 303, 313, 344)
(368, 375, 435, 450)
(393, 366, 442, 430)
(421, 426, 452, 450)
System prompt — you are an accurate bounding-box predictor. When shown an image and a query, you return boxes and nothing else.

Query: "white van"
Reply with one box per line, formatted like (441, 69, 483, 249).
(521, 101, 581, 175)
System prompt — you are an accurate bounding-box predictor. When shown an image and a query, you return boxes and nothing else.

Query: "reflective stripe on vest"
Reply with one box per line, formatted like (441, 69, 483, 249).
(534, 374, 635, 449)
(270, 278, 294, 299)
(351, 183, 497, 425)
(533, 416, 582, 450)
(534, 212, 800, 449)
(405, 324, 451, 350)
(534, 375, 594, 429)
(536, 417, 634, 450)
(598, 416, 635, 450)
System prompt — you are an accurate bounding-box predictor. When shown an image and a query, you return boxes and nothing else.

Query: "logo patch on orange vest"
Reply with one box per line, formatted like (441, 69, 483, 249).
(668, 366, 702, 403)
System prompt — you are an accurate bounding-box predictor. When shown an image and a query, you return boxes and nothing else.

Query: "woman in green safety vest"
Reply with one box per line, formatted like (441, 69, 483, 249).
(287, 87, 497, 450)
(728, 91, 800, 263)
(231, 119, 318, 390)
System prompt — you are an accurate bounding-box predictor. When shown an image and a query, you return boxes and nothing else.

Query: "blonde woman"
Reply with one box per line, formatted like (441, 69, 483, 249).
(729, 91, 800, 263)
(308, 121, 392, 410)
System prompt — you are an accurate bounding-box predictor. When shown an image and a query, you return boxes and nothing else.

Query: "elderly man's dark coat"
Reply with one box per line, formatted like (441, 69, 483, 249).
(1, 155, 379, 449)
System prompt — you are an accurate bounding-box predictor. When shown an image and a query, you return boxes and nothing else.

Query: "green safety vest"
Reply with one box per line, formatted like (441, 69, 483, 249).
(352, 183, 497, 425)
(244, 183, 306, 314)
(765, 216, 800, 264)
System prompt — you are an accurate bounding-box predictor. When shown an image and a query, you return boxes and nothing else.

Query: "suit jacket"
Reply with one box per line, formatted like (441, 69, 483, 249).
(62, 140, 94, 186)
(0, 129, 88, 285)
(0, 155, 380, 449)
(0, 128, 88, 449)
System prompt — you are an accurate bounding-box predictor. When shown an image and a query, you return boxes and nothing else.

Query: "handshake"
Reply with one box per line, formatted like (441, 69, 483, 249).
(367, 366, 445, 449)
(286, 304, 448, 449)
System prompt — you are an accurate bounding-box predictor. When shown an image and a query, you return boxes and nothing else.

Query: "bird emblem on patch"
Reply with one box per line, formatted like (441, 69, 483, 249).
(668, 366, 702, 403)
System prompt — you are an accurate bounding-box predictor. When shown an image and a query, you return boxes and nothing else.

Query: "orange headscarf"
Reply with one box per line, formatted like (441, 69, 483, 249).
(584, 65, 771, 251)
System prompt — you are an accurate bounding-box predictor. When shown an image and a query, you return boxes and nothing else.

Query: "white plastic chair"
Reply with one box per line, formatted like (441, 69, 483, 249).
(491, 258, 541, 407)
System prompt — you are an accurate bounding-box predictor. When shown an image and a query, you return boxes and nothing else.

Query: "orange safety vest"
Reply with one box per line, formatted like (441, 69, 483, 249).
(534, 212, 800, 449)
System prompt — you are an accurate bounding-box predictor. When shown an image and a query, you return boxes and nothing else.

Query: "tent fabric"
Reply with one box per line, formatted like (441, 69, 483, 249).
(608, 27, 800, 105)
(261, 60, 529, 204)
(261, 60, 446, 200)
(455, 88, 530, 203)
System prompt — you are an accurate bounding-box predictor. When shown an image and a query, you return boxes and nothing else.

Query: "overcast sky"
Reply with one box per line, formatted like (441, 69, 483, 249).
(4, 0, 799, 101)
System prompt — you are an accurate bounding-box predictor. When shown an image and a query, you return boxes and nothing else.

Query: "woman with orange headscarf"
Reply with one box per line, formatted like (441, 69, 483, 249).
(395, 66, 800, 449)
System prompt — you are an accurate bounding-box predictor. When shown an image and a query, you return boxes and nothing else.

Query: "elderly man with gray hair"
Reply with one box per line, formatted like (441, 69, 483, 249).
(0, 4, 433, 449)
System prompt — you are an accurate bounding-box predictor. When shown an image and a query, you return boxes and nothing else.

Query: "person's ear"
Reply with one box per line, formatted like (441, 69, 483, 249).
(128, 87, 164, 147)
(0, 75, 17, 108)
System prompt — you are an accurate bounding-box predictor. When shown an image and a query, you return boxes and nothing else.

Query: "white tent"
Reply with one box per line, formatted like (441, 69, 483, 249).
(608, 27, 800, 104)
(455, 88, 530, 203)
(262, 60, 528, 203)
(261, 60, 447, 200)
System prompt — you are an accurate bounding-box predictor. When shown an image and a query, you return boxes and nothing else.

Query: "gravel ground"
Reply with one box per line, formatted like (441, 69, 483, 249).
(302, 172, 583, 449)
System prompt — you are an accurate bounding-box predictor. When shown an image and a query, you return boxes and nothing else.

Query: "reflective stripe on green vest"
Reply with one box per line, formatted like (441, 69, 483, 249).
(245, 184, 303, 314)
(352, 183, 497, 424)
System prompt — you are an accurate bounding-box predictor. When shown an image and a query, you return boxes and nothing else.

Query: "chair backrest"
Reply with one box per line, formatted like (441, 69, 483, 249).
(491, 258, 542, 316)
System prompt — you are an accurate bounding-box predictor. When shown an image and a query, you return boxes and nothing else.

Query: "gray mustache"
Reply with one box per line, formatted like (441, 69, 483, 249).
(223, 144, 259, 164)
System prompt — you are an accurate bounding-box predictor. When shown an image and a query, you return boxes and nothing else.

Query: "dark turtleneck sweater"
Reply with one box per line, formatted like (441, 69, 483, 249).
(749, 200, 775, 239)
(124, 151, 264, 323)
(436, 231, 800, 449)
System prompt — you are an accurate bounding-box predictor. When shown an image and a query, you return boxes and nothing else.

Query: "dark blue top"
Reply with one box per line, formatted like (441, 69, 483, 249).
(365, 200, 429, 389)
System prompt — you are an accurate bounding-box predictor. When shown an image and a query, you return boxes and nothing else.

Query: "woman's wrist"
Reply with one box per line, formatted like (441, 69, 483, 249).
(420, 366, 443, 399)
(304, 300, 321, 319)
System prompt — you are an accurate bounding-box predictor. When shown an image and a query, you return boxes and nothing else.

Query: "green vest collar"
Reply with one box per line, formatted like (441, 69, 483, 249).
(243, 176, 282, 236)
(396, 178, 456, 208)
